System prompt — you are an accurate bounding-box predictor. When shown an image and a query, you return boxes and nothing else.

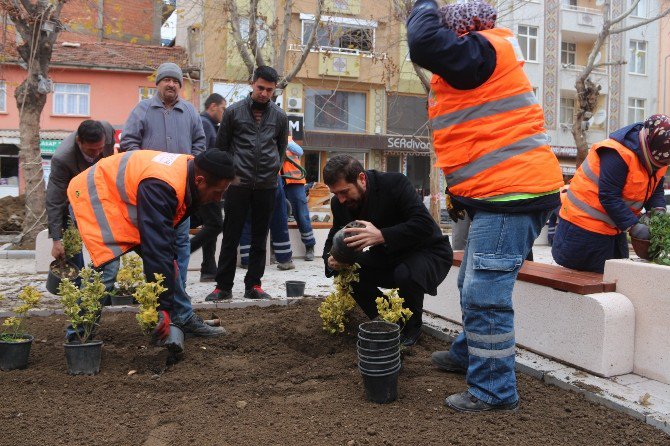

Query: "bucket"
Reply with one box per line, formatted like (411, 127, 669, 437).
(285, 280, 306, 298)
(358, 334, 401, 351)
(63, 340, 103, 375)
(359, 321, 400, 340)
(0, 335, 34, 371)
(358, 357, 401, 372)
(358, 350, 401, 364)
(360, 362, 401, 404)
(631, 236, 651, 260)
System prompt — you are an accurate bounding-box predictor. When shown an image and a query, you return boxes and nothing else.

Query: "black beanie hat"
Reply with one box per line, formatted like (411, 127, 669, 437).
(194, 150, 236, 179)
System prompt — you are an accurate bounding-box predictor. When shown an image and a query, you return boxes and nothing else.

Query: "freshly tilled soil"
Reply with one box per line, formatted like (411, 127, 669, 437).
(1, 299, 668, 446)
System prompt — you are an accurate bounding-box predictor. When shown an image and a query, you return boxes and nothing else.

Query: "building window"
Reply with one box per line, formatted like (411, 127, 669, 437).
(631, 0, 647, 17)
(559, 97, 575, 126)
(386, 155, 401, 173)
(0, 81, 6, 112)
(562, 0, 577, 6)
(302, 20, 374, 53)
(386, 95, 428, 136)
(628, 98, 645, 123)
(517, 25, 538, 62)
(561, 42, 576, 66)
(303, 151, 321, 183)
(139, 86, 157, 102)
(628, 40, 646, 75)
(305, 89, 367, 133)
(53, 83, 90, 116)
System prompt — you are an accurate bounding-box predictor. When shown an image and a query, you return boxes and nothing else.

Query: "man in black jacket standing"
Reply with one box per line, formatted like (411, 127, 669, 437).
(206, 66, 289, 301)
(322, 155, 453, 346)
(191, 93, 227, 282)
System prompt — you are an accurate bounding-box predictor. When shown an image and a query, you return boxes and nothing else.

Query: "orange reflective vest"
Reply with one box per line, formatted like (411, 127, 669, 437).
(428, 27, 563, 199)
(67, 150, 191, 267)
(282, 151, 306, 185)
(559, 139, 667, 235)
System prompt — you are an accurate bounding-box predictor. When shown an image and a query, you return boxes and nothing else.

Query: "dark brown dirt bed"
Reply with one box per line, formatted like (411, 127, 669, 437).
(1, 300, 668, 446)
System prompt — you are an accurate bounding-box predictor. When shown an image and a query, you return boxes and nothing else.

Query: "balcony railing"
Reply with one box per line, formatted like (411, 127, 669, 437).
(288, 43, 387, 60)
(561, 64, 607, 75)
(560, 4, 602, 14)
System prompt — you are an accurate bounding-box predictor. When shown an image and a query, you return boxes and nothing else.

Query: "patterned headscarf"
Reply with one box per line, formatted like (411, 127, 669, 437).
(439, 0, 497, 35)
(639, 114, 670, 171)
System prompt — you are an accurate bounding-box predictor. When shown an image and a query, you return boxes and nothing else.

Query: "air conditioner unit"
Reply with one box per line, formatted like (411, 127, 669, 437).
(287, 97, 302, 110)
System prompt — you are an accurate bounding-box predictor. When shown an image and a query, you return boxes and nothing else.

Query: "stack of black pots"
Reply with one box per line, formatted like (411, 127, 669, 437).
(357, 321, 402, 404)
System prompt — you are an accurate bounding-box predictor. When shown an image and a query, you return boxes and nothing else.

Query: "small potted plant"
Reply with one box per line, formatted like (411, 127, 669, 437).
(47, 223, 82, 295)
(134, 275, 184, 370)
(631, 212, 670, 265)
(59, 267, 106, 375)
(111, 253, 145, 306)
(0, 287, 42, 371)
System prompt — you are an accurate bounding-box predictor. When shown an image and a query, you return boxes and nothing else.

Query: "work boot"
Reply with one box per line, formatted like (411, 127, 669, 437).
(239, 263, 248, 270)
(200, 272, 216, 283)
(445, 391, 519, 413)
(277, 260, 295, 270)
(205, 288, 232, 302)
(244, 285, 272, 300)
(431, 351, 467, 374)
(304, 246, 315, 261)
(178, 314, 227, 337)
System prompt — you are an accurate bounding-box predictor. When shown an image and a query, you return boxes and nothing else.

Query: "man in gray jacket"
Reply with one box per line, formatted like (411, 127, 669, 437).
(120, 62, 221, 337)
(46, 119, 119, 291)
(206, 65, 289, 301)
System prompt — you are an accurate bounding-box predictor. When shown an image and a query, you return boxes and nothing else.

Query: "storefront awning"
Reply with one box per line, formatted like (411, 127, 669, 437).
(302, 131, 431, 153)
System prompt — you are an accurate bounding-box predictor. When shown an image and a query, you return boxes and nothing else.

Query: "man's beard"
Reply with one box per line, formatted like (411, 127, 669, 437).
(251, 99, 269, 110)
(344, 185, 366, 212)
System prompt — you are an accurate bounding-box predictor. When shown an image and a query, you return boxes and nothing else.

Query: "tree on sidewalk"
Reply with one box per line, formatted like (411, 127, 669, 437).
(223, 0, 324, 89)
(572, 0, 670, 167)
(0, 0, 66, 244)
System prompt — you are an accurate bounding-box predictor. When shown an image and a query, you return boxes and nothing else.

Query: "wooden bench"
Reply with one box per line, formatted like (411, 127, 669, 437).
(452, 251, 616, 295)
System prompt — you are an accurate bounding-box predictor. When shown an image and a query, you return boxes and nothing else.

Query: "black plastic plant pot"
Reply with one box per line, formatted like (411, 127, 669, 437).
(330, 221, 366, 264)
(358, 334, 401, 351)
(360, 363, 401, 404)
(359, 321, 400, 340)
(157, 324, 185, 355)
(358, 357, 401, 372)
(0, 335, 34, 371)
(356, 340, 400, 358)
(285, 280, 306, 298)
(110, 294, 135, 306)
(63, 340, 103, 375)
(358, 350, 401, 364)
(46, 260, 81, 295)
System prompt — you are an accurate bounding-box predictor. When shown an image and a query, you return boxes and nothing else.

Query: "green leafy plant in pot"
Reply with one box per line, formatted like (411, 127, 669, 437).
(0, 287, 42, 371)
(59, 268, 105, 375)
(631, 213, 670, 265)
(112, 253, 145, 305)
(46, 223, 82, 295)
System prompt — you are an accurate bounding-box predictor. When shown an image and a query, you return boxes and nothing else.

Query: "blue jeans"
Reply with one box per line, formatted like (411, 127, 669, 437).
(447, 210, 549, 405)
(172, 219, 194, 324)
(284, 183, 315, 248)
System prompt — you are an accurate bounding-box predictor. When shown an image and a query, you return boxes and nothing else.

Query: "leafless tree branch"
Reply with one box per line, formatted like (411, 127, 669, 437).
(224, 0, 256, 76)
(611, 6, 670, 34)
(279, 0, 322, 89)
(275, 0, 293, 77)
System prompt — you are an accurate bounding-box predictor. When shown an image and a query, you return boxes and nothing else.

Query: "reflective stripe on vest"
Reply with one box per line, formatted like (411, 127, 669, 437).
(431, 91, 537, 131)
(580, 160, 644, 210)
(87, 165, 124, 258)
(116, 152, 138, 226)
(283, 152, 305, 184)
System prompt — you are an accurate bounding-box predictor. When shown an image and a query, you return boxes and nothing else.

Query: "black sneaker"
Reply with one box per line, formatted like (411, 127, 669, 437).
(200, 273, 216, 283)
(400, 323, 422, 347)
(177, 314, 227, 337)
(304, 246, 315, 261)
(445, 391, 519, 413)
(431, 351, 467, 374)
(244, 285, 271, 300)
(205, 288, 232, 302)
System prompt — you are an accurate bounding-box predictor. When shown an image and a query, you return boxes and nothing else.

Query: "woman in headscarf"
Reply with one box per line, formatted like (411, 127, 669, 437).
(407, 0, 564, 413)
(552, 114, 670, 273)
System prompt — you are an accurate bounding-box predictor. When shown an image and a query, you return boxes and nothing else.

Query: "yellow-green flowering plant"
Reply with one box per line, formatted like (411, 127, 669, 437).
(375, 288, 412, 325)
(0, 287, 42, 342)
(62, 222, 83, 260)
(134, 274, 167, 333)
(59, 268, 105, 344)
(319, 263, 360, 334)
(115, 254, 145, 296)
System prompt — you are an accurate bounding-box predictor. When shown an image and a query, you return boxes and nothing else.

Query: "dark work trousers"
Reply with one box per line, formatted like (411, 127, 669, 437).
(351, 262, 425, 331)
(216, 185, 276, 291)
(190, 201, 224, 275)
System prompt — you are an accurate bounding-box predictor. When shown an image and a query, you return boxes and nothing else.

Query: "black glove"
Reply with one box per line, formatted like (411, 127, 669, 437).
(446, 195, 466, 222)
(629, 223, 651, 240)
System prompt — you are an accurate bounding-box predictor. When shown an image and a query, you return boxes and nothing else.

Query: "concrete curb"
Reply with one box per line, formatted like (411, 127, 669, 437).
(422, 314, 670, 436)
(0, 249, 35, 259)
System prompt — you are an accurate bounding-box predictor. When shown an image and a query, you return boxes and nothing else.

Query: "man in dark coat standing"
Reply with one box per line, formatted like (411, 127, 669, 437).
(322, 155, 453, 346)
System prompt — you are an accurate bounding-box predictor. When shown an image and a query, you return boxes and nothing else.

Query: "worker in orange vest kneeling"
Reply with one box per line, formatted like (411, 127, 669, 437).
(552, 115, 670, 273)
(67, 149, 236, 351)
